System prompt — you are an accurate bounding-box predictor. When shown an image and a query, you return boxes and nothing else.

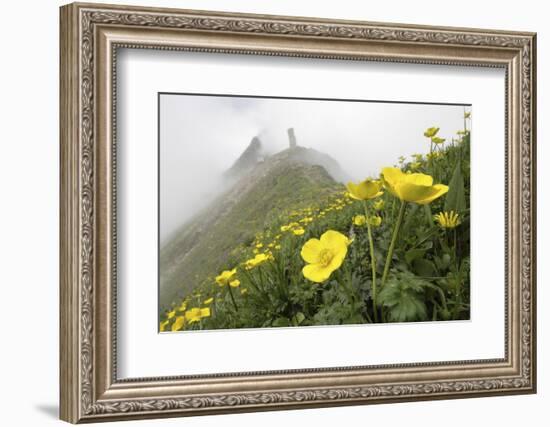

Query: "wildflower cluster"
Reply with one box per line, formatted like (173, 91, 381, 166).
(160, 113, 471, 330)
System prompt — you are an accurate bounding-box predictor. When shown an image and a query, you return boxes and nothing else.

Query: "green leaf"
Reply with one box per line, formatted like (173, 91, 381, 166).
(434, 254, 451, 271)
(401, 204, 419, 236)
(412, 258, 436, 277)
(378, 272, 429, 322)
(272, 317, 291, 327)
(292, 312, 305, 325)
(405, 248, 427, 266)
(444, 162, 466, 213)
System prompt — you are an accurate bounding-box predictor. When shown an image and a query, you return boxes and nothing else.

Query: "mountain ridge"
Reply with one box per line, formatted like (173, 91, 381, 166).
(159, 133, 347, 309)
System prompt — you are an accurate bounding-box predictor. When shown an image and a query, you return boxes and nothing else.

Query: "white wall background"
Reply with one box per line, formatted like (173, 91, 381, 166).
(0, 0, 545, 426)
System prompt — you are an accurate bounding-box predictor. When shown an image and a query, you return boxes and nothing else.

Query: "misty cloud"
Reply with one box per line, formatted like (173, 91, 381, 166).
(160, 94, 468, 244)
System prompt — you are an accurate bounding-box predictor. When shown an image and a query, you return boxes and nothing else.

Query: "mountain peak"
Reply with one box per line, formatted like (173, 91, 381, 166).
(224, 136, 264, 178)
(224, 128, 350, 183)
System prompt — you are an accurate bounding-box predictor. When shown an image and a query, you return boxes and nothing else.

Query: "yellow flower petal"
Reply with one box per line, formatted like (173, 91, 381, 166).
(320, 229, 350, 248)
(353, 215, 366, 226)
(373, 199, 385, 211)
(434, 210, 461, 228)
(302, 263, 333, 283)
(185, 307, 210, 323)
(159, 320, 169, 332)
(171, 316, 185, 331)
(292, 227, 305, 236)
(382, 167, 448, 204)
(244, 253, 269, 270)
(229, 279, 240, 288)
(346, 179, 383, 201)
(215, 268, 237, 286)
(301, 230, 349, 283)
(300, 238, 323, 264)
(424, 127, 440, 138)
(367, 215, 382, 227)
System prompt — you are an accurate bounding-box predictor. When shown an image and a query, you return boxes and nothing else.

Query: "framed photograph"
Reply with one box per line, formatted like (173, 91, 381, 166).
(60, 2, 537, 423)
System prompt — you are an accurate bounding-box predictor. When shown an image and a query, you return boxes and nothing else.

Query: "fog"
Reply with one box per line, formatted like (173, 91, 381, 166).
(160, 94, 468, 244)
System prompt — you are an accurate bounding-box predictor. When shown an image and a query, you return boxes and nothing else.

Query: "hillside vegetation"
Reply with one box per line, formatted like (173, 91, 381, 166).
(160, 118, 471, 331)
(160, 147, 343, 309)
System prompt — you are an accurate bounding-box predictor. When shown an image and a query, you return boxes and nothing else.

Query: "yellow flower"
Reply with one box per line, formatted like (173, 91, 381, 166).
(424, 127, 440, 138)
(301, 230, 351, 283)
(229, 279, 241, 288)
(255, 243, 263, 249)
(171, 316, 185, 331)
(244, 253, 269, 270)
(281, 222, 300, 232)
(215, 268, 237, 287)
(185, 307, 211, 324)
(367, 215, 382, 227)
(241, 288, 248, 295)
(177, 301, 187, 312)
(166, 310, 176, 319)
(203, 297, 214, 305)
(159, 320, 169, 332)
(427, 151, 442, 160)
(431, 136, 446, 145)
(275, 244, 281, 250)
(353, 215, 366, 226)
(346, 179, 384, 201)
(373, 199, 385, 211)
(434, 210, 461, 229)
(381, 167, 448, 205)
(292, 227, 305, 236)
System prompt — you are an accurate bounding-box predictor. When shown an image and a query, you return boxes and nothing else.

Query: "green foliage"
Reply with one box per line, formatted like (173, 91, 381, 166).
(445, 161, 467, 213)
(159, 162, 341, 309)
(160, 123, 472, 330)
(378, 271, 429, 322)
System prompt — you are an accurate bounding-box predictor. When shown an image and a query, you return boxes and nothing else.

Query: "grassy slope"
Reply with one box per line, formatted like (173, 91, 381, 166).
(160, 156, 342, 309)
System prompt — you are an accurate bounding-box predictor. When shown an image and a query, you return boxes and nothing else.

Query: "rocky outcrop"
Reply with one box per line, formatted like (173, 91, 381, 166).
(224, 136, 263, 179)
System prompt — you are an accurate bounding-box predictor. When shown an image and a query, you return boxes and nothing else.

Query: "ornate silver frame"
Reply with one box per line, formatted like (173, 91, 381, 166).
(60, 2, 537, 423)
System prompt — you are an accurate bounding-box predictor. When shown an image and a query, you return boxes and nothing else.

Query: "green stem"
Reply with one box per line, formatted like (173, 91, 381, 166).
(408, 227, 438, 251)
(227, 285, 239, 313)
(451, 229, 462, 319)
(381, 201, 406, 287)
(424, 282, 448, 312)
(428, 138, 434, 175)
(338, 268, 360, 318)
(363, 201, 378, 322)
(241, 268, 263, 296)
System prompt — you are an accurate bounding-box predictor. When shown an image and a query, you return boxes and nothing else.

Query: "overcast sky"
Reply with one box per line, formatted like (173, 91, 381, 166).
(160, 94, 468, 244)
